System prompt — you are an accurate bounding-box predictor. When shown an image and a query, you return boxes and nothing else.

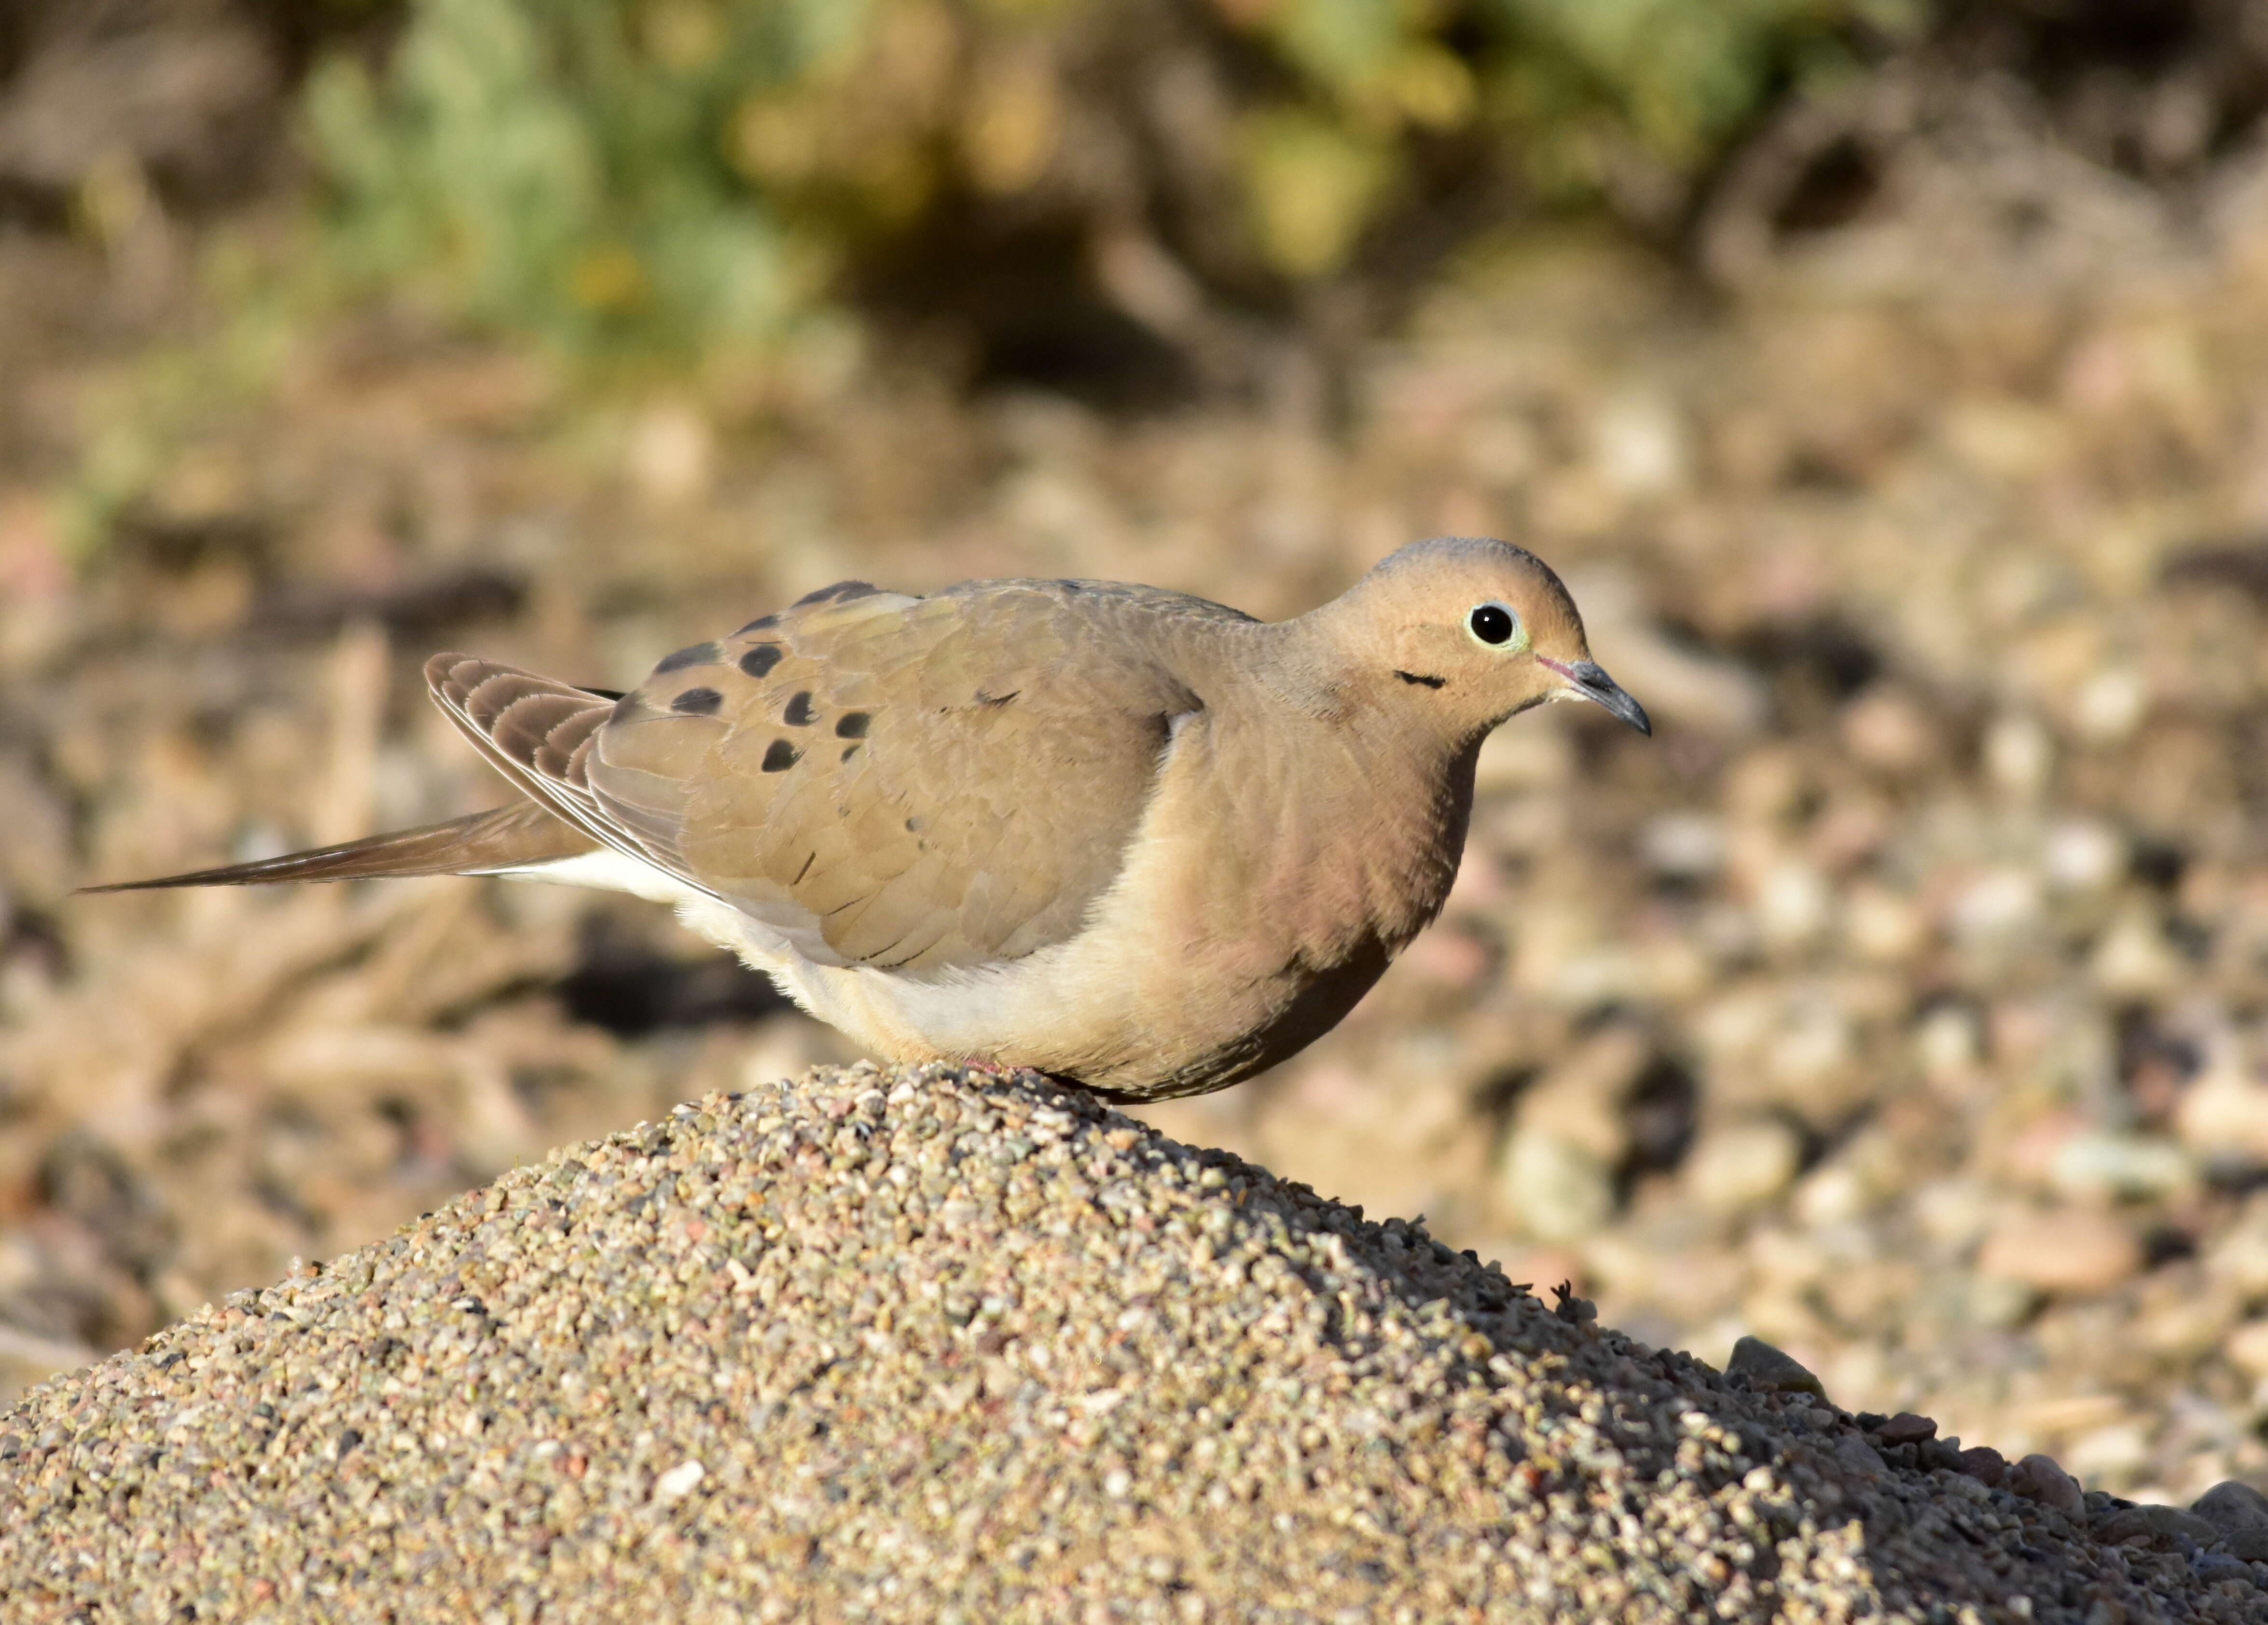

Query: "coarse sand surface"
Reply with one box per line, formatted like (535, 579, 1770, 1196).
(1, 1062, 2259, 1622)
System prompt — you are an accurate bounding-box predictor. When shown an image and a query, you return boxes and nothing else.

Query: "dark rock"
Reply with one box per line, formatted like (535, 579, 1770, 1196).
(2192, 1481, 2268, 1535)
(1954, 1446, 2007, 1486)
(2099, 1505, 2219, 1547)
(2007, 1455, 2085, 1515)
(1873, 1412, 1937, 1446)
(1727, 1335, 1826, 1398)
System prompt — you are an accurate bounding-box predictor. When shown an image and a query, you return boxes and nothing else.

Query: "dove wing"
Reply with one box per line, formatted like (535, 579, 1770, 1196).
(431, 579, 1235, 972)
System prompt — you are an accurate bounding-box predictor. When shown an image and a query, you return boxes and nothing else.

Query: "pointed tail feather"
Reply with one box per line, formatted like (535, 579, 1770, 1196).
(79, 804, 597, 893)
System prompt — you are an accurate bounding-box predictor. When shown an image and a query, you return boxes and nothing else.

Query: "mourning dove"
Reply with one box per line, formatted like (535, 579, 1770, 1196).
(91, 538, 1647, 1098)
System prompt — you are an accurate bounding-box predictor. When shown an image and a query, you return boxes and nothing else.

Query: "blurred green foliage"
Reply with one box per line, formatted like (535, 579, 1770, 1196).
(300, 0, 1925, 364)
(1496, 0, 1916, 173)
(304, 0, 859, 359)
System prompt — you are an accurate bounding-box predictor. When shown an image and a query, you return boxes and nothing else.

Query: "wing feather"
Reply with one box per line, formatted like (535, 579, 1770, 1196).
(82, 802, 592, 890)
(422, 654, 724, 899)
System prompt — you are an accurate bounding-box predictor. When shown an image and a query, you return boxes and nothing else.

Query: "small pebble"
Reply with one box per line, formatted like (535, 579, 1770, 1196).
(2009, 1452, 2087, 1515)
(2217, 1527, 2268, 1563)
(1873, 1412, 1938, 1446)
(1976, 1209, 2142, 1295)
(2097, 1504, 2220, 1546)
(1726, 1334, 1826, 1398)
(1683, 1119, 1803, 1216)
(1954, 1445, 2007, 1486)
(2193, 1480, 2268, 1535)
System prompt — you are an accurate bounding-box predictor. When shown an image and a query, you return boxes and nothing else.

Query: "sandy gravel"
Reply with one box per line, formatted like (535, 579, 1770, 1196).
(1, 1062, 2261, 1623)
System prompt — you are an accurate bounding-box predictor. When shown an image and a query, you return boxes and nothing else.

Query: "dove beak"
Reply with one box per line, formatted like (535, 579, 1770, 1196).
(1540, 657, 1652, 736)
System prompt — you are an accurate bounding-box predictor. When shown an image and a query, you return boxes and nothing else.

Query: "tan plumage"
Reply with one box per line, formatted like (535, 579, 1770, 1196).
(89, 538, 1648, 1099)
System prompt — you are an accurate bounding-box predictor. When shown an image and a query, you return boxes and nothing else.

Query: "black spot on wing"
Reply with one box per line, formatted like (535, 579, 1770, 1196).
(653, 642, 719, 674)
(735, 613, 779, 634)
(840, 745, 860, 762)
(834, 711, 870, 738)
(739, 644, 783, 679)
(976, 689, 1020, 708)
(672, 687, 724, 715)
(762, 739, 801, 772)
(782, 691, 816, 726)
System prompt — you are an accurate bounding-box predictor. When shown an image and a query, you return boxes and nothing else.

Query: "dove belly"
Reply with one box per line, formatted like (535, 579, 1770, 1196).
(713, 909, 1385, 1101)
(485, 845, 1345, 1094)
(683, 804, 1407, 1100)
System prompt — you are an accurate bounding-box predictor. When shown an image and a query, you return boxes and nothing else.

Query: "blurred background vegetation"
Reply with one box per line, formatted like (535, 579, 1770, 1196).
(289, 0, 1923, 375)
(18, 0, 2261, 402)
(10, 0, 2262, 545)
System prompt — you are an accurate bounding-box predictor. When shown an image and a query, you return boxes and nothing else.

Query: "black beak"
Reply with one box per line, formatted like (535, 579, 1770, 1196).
(1562, 659, 1651, 736)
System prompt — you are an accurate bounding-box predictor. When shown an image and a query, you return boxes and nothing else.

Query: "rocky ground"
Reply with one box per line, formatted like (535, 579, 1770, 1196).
(9, 70, 2268, 1531)
(7, 1062, 2268, 1624)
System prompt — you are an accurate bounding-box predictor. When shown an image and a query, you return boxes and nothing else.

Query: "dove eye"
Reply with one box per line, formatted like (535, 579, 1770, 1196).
(1466, 601, 1520, 647)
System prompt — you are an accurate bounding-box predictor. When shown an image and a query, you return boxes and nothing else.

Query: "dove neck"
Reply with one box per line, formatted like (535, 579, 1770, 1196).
(1160, 614, 1481, 947)
(1192, 661, 1481, 955)
(1232, 610, 1488, 759)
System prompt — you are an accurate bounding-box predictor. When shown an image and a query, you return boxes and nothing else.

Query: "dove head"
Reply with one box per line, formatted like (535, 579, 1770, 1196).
(1311, 537, 1650, 741)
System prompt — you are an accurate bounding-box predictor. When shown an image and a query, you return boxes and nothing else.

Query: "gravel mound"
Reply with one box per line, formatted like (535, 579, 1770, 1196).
(1, 1062, 2258, 1623)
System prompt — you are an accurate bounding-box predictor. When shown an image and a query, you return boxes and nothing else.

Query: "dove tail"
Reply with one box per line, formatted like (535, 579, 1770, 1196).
(79, 803, 597, 892)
